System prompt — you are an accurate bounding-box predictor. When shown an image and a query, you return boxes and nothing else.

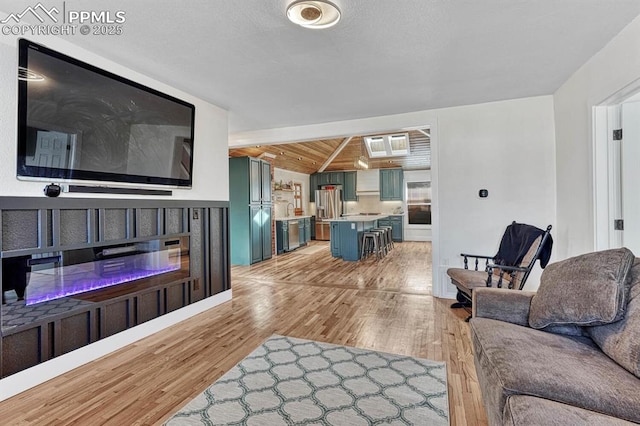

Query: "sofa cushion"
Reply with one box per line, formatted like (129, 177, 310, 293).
(503, 395, 638, 426)
(529, 248, 634, 329)
(470, 317, 640, 424)
(586, 257, 640, 378)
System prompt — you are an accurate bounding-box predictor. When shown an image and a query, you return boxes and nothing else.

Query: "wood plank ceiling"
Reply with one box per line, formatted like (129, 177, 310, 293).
(228, 130, 431, 175)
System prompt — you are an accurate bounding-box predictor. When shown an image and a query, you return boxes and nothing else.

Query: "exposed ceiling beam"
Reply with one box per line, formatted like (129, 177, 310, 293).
(417, 129, 431, 138)
(318, 136, 353, 172)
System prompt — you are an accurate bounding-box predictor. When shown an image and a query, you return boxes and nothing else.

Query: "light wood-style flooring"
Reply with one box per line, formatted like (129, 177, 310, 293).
(0, 241, 487, 425)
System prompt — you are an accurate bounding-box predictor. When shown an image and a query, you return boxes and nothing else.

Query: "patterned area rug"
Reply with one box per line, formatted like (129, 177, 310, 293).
(165, 335, 449, 425)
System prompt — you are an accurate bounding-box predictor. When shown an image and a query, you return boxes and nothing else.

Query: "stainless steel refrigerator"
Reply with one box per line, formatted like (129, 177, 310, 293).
(315, 187, 342, 240)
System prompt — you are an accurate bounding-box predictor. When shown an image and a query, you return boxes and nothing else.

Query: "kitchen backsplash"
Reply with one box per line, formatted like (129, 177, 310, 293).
(344, 194, 403, 214)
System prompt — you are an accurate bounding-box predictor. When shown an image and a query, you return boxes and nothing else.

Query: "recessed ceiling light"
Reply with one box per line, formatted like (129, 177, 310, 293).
(286, 0, 341, 29)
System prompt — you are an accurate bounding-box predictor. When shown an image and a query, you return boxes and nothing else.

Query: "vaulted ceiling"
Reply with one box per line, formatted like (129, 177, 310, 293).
(26, 0, 640, 134)
(228, 130, 430, 174)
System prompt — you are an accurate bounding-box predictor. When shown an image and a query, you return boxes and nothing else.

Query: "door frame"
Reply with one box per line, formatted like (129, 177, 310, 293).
(593, 78, 640, 250)
(230, 114, 444, 297)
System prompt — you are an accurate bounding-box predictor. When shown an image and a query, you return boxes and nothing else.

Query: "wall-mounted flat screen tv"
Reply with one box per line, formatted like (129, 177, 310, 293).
(17, 39, 195, 188)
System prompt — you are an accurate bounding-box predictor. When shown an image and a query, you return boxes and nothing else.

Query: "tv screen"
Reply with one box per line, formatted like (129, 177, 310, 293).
(17, 39, 195, 187)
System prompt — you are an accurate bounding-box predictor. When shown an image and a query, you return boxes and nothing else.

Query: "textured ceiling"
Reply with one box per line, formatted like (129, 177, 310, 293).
(4, 0, 640, 134)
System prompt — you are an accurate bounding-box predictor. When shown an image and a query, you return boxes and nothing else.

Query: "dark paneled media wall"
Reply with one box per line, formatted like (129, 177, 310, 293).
(0, 197, 229, 378)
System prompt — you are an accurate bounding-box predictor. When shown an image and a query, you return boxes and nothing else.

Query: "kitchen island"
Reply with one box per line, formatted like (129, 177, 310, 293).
(324, 215, 389, 261)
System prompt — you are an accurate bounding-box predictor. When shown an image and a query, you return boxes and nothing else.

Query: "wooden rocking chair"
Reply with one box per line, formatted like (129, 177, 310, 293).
(447, 222, 553, 321)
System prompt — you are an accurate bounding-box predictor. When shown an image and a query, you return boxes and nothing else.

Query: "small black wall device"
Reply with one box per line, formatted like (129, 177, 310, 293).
(479, 189, 489, 198)
(44, 183, 62, 197)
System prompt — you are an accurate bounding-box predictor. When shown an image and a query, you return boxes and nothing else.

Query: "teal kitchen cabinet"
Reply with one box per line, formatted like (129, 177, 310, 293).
(380, 169, 404, 201)
(379, 216, 404, 242)
(276, 220, 289, 254)
(303, 217, 311, 242)
(299, 220, 306, 246)
(229, 156, 273, 265)
(319, 173, 331, 186)
(315, 172, 345, 187)
(328, 172, 344, 185)
(343, 171, 358, 201)
(251, 205, 273, 263)
(310, 173, 318, 202)
(330, 222, 341, 257)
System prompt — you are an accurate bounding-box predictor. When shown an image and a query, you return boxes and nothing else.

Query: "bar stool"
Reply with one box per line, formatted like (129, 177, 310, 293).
(361, 231, 384, 260)
(374, 226, 393, 253)
(371, 228, 390, 256)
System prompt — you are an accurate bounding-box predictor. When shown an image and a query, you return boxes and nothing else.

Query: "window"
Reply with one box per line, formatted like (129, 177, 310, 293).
(407, 182, 431, 225)
(363, 133, 409, 158)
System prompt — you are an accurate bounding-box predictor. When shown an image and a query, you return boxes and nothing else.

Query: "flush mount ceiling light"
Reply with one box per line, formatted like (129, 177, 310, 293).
(287, 0, 341, 29)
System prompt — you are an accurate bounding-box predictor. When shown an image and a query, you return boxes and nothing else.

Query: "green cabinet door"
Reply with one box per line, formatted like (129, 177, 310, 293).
(330, 172, 344, 185)
(310, 173, 318, 202)
(389, 216, 403, 242)
(250, 205, 263, 263)
(304, 217, 311, 242)
(319, 173, 331, 185)
(249, 158, 262, 204)
(249, 158, 271, 203)
(343, 171, 358, 201)
(261, 161, 272, 203)
(276, 220, 289, 254)
(380, 169, 404, 201)
(299, 220, 305, 246)
(262, 206, 273, 259)
(250, 206, 272, 263)
(330, 222, 341, 257)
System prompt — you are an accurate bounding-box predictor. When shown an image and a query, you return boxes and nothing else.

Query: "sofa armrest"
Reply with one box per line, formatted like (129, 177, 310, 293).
(472, 287, 535, 326)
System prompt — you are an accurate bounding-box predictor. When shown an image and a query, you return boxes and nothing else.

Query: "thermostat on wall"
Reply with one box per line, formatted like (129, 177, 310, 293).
(479, 189, 489, 198)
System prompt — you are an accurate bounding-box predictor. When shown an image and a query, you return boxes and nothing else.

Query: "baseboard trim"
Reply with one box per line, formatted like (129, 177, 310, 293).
(0, 289, 232, 401)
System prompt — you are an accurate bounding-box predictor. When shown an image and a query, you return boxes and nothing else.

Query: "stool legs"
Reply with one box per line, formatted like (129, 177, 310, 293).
(361, 231, 384, 260)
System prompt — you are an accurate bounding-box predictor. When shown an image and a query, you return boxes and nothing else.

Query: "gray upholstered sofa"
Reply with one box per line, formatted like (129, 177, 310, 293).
(470, 248, 640, 425)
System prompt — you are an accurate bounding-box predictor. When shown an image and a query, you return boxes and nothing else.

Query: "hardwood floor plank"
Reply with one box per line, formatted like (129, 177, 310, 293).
(0, 241, 486, 425)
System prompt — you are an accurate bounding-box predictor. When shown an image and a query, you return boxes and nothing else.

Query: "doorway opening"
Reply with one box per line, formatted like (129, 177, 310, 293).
(593, 79, 640, 252)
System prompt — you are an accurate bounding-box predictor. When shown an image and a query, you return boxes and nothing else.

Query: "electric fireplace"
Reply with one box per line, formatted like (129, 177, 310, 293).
(6, 236, 189, 306)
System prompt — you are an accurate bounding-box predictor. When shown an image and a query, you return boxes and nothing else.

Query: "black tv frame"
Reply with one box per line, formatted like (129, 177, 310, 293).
(17, 39, 196, 188)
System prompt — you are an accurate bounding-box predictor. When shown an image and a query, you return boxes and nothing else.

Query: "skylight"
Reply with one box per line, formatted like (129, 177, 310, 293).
(363, 133, 409, 158)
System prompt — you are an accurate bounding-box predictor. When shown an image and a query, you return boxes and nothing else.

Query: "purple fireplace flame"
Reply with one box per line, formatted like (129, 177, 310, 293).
(25, 249, 182, 305)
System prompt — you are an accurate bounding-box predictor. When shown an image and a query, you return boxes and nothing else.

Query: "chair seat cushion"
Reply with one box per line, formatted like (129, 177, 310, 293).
(470, 317, 640, 424)
(447, 268, 512, 294)
(503, 395, 638, 426)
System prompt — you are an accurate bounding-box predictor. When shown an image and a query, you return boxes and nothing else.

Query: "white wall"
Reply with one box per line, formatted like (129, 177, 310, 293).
(0, 35, 229, 201)
(554, 15, 640, 259)
(229, 96, 557, 296)
(273, 168, 310, 218)
(437, 97, 556, 291)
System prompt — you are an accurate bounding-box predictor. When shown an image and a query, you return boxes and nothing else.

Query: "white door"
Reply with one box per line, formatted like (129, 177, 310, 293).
(26, 131, 70, 168)
(621, 102, 640, 253)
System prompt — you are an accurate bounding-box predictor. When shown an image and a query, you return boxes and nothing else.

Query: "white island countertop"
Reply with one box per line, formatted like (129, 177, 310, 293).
(275, 215, 313, 220)
(324, 214, 389, 222)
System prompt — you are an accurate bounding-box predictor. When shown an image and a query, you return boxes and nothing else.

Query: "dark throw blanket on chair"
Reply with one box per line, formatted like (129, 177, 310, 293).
(494, 223, 553, 268)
